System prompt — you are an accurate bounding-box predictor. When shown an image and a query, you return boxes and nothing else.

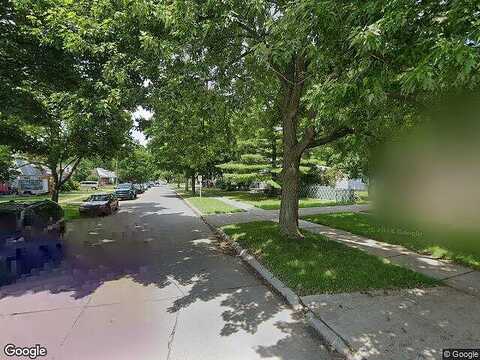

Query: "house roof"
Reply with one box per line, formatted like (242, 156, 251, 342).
(96, 168, 117, 179)
(15, 159, 46, 177)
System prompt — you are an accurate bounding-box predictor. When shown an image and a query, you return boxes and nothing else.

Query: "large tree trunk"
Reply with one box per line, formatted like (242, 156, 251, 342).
(184, 170, 189, 191)
(279, 153, 302, 239)
(49, 157, 82, 203)
(191, 173, 196, 195)
(274, 54, 352, 239)
(51, 173, 60, 203)
(51, 186, 60, 203)
(277, 55, 306, 239)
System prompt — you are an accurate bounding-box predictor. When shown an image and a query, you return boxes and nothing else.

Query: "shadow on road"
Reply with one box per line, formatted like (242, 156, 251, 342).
(0, 194, 333, 359)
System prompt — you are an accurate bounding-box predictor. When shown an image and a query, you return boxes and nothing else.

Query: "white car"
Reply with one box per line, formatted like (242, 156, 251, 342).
(79, 181, 99, 190)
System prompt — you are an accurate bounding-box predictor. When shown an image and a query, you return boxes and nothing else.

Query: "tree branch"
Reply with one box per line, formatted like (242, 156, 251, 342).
(58, 157, 82, 186)
(309, 127, 354, 148)
(297, 126, 354, 154)
(229, 13, 263, 40)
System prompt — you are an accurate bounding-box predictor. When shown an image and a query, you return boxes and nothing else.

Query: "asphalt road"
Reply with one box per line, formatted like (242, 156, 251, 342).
(0, 185, 339, 360)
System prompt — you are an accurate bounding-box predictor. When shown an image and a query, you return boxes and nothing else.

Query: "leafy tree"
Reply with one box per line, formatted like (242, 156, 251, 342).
(146, 77, 234, 194)
(0, 146, 15, 183)
(117, 146, 154, 183)
(5, 0, 478, 237)
(160, 0, 479, 238)
(1, 0, 139, 201)
(217, 115, 282, 191)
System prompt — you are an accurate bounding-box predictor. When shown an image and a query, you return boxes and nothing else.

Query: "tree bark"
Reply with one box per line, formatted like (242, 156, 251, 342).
(191, 173, 196, 195)
(50, 165, 61, 203)
(51, 183, 60, 203)
(49, 157, 82, 203)
(277, 55, 306, 240)
(279, 153, 302, 239)
(275, 54, 353, 239)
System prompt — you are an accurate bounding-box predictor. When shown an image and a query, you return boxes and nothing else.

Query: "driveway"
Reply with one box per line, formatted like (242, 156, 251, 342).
(0, 185, 338, 360)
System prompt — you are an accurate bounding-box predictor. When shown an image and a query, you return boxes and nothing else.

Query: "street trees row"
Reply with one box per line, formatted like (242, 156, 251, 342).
(2, 0, 478, 236)
(147, 0, 479, 238)
(1, 0, 139, 201)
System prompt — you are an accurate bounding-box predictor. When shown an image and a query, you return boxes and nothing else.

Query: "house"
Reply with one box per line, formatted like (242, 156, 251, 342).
(335, 177, 367, 191)
(12, 160, 50, 195)
(94, 168, 117, 185)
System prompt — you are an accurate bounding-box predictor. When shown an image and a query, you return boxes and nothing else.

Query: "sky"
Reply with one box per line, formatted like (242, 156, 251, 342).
(131, 106, 153, 146)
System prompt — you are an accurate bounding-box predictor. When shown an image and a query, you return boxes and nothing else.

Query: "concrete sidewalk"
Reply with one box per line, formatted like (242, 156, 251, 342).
(205, 199, 370, 228)
(302, 287, 480, 360)
(205, 199, 480, 360)
(0, 186, 339, 360)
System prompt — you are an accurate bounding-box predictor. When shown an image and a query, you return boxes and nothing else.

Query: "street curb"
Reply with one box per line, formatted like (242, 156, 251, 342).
(215, 227, 304, 311)
(213, 227, 361, 360)
(169, 187, 204, 217)
(170, 185, 361, 360)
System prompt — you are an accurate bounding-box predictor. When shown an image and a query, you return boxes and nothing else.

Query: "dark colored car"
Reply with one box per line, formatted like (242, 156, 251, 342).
(114, 183, 137, 200)
(79, 193, 119, 216)
(0, 200, 65, 246)
(134, 183, 145, 194)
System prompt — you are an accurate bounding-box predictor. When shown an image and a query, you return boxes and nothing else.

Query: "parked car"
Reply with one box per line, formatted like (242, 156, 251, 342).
(0, 184, 17, 195)
(79, 181, 99, 190)
(0, 200, 65, 245)
(134, 183, 145, 194)
(79, 193, 119, 216)
(114, 183, 137, 200)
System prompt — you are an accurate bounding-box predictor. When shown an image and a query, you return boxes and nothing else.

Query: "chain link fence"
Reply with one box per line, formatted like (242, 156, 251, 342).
(299, 185, 355, 202)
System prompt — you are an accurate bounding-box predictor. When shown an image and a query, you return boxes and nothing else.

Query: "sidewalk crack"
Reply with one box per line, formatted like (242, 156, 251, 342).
(167, 310, 180, 360)
(60, 296, 93, 347)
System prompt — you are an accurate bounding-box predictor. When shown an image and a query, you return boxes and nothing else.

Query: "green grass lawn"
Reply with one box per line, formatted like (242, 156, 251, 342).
(174, 187, 243, 214)
(222, 221, 438, 295)
(303, 212, 480, 270)
(62, 203, 82, 221)
(171, 184, 366, 210)
(187, 197, 243, 215)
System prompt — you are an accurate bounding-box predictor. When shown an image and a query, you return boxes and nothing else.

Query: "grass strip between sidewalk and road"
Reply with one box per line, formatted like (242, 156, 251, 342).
(221, 221, 439, 296)
(303, 212, 480, 270)
(187, 197, 243, 215)
(174, 188, 243, 215)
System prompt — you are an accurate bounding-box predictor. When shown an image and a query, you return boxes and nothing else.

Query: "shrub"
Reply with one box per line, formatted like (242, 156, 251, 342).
(60, 179, 80, 192)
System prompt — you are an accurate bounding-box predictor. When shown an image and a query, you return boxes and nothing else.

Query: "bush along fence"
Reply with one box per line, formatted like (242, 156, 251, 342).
(299, 185, 355, 202)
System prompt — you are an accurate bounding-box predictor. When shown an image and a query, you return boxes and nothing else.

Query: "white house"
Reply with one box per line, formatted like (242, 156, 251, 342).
(13, 160, 50, 195)
(335, 177, 367, 191)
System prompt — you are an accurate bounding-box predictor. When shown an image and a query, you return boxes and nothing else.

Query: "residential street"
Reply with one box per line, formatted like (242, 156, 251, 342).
(0, 185, 338, 360)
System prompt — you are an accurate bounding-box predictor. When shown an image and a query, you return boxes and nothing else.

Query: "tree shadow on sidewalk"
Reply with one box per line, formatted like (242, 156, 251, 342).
(0, 199, 333, 359)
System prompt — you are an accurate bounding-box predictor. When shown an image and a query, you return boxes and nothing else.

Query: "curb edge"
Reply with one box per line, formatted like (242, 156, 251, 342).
(170, 185, 361, 360)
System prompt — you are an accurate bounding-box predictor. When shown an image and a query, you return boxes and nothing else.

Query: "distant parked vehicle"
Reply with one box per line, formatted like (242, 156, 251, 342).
(134, 183, 145, 194)
(114, 183, 137, 200)
(79, 181, 99, 190)
(0, 183, 15, 195)
(79, 193, 119, 216)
